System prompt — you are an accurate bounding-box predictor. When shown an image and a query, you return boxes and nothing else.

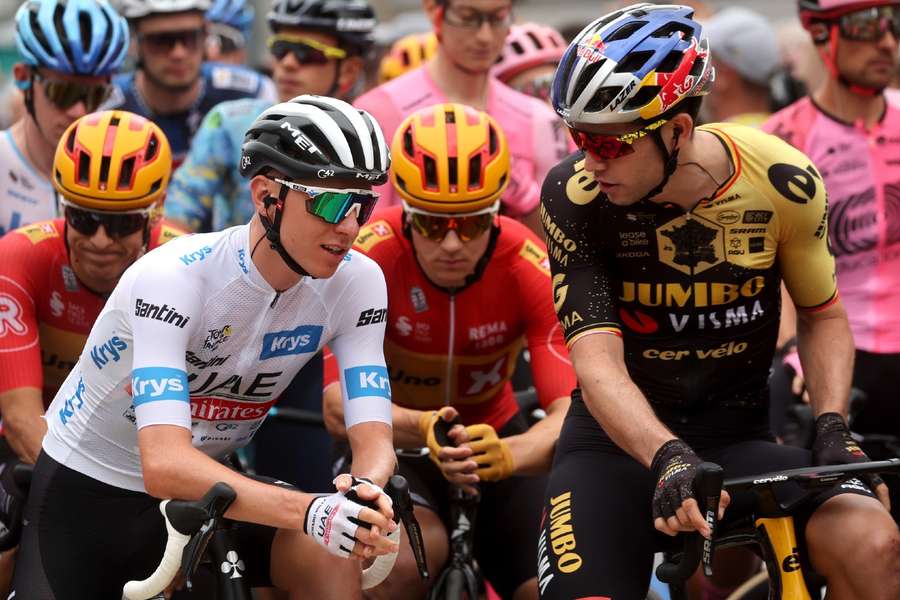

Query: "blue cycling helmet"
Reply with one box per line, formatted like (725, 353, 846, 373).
(552, 3, 714, 126)
(206, 0, 254, 39)
(15, 0, 129, 76)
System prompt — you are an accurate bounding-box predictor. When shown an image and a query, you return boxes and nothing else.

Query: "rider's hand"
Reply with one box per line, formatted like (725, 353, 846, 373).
(463, 423, 514, 482)
(418, 408, 479, 493)
(304, 475, 399, 560)
(650, 439, 730, 538)
(812, 412, 889, 508)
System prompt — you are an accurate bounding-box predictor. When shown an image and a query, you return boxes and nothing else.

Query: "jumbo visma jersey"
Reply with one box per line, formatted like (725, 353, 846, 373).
(43, 225, 392, 492)
(541, 123, 837, 412)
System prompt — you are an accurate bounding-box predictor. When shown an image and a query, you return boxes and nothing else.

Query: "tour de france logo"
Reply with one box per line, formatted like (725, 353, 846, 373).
(655, 215, 725, 275)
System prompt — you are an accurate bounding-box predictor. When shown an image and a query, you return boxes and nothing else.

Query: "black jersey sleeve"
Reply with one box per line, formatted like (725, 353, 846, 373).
(540, 155, 622, 346)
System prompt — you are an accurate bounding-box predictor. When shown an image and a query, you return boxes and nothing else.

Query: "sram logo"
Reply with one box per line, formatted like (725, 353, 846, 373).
(131, 367, 189, 405)
(260, 325, 323, 360)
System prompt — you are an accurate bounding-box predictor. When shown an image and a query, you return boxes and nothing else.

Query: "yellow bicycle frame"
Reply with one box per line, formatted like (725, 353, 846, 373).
(755, 516, 812, 600)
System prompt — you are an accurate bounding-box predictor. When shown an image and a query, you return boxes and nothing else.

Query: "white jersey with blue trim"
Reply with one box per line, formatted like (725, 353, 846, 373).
(43, 223, 392, 492)
(0, 130, 58, 236)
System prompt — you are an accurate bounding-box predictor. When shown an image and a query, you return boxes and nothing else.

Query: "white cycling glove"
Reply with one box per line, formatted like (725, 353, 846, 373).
(303, 476, 391, 558)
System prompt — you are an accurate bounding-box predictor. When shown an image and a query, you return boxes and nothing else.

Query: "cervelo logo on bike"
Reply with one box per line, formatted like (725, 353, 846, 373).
(131, 367, 189, 406)
(344, 365, 391, 400)
(90, 335, 128, 370)
(134, 299, 191, 329)
(259, 325, 323, 360)
(180, 245, 212, 266)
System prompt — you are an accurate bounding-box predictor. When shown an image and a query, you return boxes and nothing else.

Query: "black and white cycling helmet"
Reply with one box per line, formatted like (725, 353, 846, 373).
(240, 95, 390, 185)
(117, 0, 211, 19)
(267, 0, 377, 55)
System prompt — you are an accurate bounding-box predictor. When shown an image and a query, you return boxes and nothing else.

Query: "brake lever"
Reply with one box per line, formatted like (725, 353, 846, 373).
(388, 475, 429, 580)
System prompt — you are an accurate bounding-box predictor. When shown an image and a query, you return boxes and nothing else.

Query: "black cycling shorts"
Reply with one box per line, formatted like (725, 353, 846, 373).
(537, 393, 876, 600)
(11, 451, 277, 600)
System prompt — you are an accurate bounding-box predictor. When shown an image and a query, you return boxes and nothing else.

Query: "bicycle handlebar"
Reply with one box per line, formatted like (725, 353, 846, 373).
(122, 482, 236, 600)
(654, 458, 900, 586)
(655, 462, 723, 584)
(121, 476, 426, 599)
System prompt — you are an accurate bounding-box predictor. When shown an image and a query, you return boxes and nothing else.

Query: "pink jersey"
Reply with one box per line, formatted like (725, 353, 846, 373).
(763, 94, 900, 352)
(354, 66, 571, 217)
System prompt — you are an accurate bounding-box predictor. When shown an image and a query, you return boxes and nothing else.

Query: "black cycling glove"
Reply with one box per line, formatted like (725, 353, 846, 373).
(812, 412, 883, 490)
(0, 459, 25, 551)
(650, 439, 702, 521)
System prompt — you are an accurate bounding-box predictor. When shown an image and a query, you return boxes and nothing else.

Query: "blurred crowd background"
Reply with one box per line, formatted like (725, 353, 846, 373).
(0, 0, 873, 128)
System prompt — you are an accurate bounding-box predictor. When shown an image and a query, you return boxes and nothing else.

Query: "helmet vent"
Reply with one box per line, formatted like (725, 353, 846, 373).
(403, 128, 414, 156)
(572, 58, 607, 102)
(511, 40, 524, 55)
(53, 5, 75, 67)
(488, 126, 498, 154)
(145, 134, 159, 161)
(624, 85, 660, 110)
(66, 129, 76, 153)
(658, 50, 684, 74)
(109, 116, 120, 127)
(444, 110, 456, 124)
(468, 154, 482, 187)
(652, 22, 693, 39)
(29, 11, 52, 57)
(606, 21, 645, 42)
(78, 12, 92, 55)
(99, 156, 111, 188)
(448, 157, 458, 187)
(526, 31, 543, 49)
(77, 154, 90, 184)
(585, 86, 622, 113)
(118, 157, 135, 189)
(615, 50, 653, 73)
(150, 179, 162, 195)
(423, 155, 438, 188)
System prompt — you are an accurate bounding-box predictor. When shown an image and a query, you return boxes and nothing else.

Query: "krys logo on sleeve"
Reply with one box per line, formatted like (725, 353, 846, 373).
(260, 325, 323, 360)
(344, 365, 391, 400)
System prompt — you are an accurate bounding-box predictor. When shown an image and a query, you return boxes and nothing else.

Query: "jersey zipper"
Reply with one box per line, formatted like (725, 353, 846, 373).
(270, 291, 281, 308)
(444, 293, 456, 406)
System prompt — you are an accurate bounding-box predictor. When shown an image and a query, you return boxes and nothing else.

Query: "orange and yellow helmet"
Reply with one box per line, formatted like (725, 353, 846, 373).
(378, 32, 438, 83)
(391, 103, 510, 214)
(53, 110, 172, 212)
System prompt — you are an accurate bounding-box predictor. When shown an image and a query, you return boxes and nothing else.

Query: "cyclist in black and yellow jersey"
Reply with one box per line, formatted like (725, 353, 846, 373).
(537, 4, 900, 600)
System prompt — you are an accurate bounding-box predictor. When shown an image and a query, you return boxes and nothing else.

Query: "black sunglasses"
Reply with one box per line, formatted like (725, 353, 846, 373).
(140, 28, 206, 54)
(33, 72, 112, 112)
(65, 206, 149, 238)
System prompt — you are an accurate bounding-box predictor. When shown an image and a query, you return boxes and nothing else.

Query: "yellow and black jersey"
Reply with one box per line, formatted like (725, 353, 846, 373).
(541, 123, 836, 410)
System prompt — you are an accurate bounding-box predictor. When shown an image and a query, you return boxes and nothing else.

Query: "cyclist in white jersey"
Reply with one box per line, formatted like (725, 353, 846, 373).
(1, 0, 129, 236)
(11, 96, 399, 599)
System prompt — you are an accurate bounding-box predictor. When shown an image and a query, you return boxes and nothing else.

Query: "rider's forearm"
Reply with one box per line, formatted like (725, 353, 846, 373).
(139, 427, 312, 530)
(504, 395, 570, 475)
(392, 405, 431, 449)
(572, 336, 675, 468)
(796, 302, 855, 418)
(347, 421, 396, 487)
(0, 387, 47, 464)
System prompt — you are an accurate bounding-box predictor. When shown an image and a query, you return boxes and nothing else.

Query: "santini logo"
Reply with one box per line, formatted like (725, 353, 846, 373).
(135, 299, 190, 328)
(260, 325, 323, 360)
(131, 367, 189, 406)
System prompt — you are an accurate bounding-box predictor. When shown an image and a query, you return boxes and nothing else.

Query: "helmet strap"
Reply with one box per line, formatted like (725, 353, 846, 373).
(640, 127, 682, 203)
(256, 183, 312, 278)
(325, 59, 344, 97)
(824, 24, 883, 97)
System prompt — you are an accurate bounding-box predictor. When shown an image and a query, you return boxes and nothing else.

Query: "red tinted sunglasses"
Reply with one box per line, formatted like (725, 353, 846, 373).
(568, 118, 668, 160)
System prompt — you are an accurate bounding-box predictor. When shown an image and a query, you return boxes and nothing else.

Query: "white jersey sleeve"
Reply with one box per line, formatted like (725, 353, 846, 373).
(327, 252, 392, 429)
(128, 259, 202, 431)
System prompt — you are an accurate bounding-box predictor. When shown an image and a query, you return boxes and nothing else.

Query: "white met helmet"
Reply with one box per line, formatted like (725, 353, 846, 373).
(117, 0, 212, 19)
